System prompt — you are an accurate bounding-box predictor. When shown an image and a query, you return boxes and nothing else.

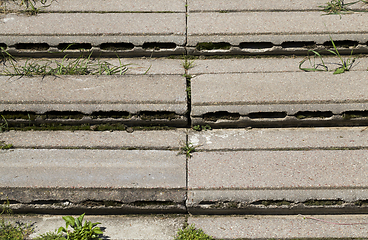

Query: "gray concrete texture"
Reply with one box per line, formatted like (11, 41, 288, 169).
(188, 57, 368, 74)
(0, 13, 186, 46)
(187, 12, 368, 46)
(189, 150, 368, 189)
(2, 0, 186, 12)
(191, 71, 368, 120)
(0, 149, 185, 189)
(188, 0, 368, 11)
(189, 127, 368, 150)
(0, 130, 186, 149)
(0, 75, 187, 114)
(1, 214, 185, 240)
(189, 215, 368, 239)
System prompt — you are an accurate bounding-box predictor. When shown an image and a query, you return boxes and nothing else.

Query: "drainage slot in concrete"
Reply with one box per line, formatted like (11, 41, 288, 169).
(252, 200, 292, 206)
(142, 42, 177, 50)
(323, 40, 359, 48)
(295, 111, 333, 119)
(100, 43, 134, 50)
(239, 42, 273, 49)
(342, 111, 368, 119)
(303, 200, 344, 206)
(248, 112, 287, 119)
(139, 111, 178, 120)
(0, 111, 37, 120)
(91, 111, 131, 119)
(43, 111, 85, 120)
(58, 43, 92, 50)
(133, 201, 176, 206)
(203, 111, 240, 122)
(196, 42, 231, 51)
(281, 41, 316, 49)
(0, 43, 7, 50)
(14, 43, 50, 50)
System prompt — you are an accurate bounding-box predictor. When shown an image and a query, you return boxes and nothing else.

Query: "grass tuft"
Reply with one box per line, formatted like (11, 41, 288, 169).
(319, 0, 368, 17)
(299, 36, 357, 74)
(175, 224, 214, 240)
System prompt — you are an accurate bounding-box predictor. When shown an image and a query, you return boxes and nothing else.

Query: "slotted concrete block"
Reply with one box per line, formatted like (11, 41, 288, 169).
(188, 0, 351, 11)
(0, 149, 186, 213)
(187, 150, 368, 213)
(187, 12, 368, 46)
(3, 0, 186, 12)
(0, 75, 187, 125)
(189, 215, 368, 239)
(0, 130, 186, 150)
(191, 71, 368, 127)
(0, 13, 186, 46)
(188, 127, 368, 150)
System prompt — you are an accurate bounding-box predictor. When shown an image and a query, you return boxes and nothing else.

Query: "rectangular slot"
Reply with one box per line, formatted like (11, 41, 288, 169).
(203, 111, 240, 122)
(58, 43, 92, 50)
(248, 112, 287, 119)
(295, 111, 333, 119)
(142, 42, 177, 50)
(100, 43, 134, 50)
(281, 41, 316, 49)
(239, 42, 273, 49)
(196, 42, 231, 51)
(15, 43, 50, 51)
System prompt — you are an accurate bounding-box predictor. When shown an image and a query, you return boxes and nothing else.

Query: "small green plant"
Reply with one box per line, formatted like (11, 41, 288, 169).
(17, 0, 53, 15)
(0, 115, 8, 132)
(183, 58, 195, 70)
(0, 142, 13, 150)
(192, 125, 211, 131)
(0, 199, 34, 240)
(299, 36, 357, 74)
(0, 52, 129, 76)
(57, 213, 103, 240)
(179, 142, 198, 158)
(175, 224, 214, 240)
(34, 231, 65, 240)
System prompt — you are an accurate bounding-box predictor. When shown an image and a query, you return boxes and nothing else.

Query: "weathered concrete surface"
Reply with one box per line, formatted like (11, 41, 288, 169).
(1, 149, 185, 188)
(188, 57, 368, 74)
(189, 127, 368, 150)
(1, 214, 185, 240)
(191, 71, 368, 127)
(0, 130, 186, 149)
(189, 215, 368, 239)
(188, 0, 368, 11)
(187, 150, 368, 213)
(0, 149, 186, 213)
(187, 12, 368, 46)
(2, 0, 186, 12)
(0, 75, 187, 115)
(0, 13, 186, 46)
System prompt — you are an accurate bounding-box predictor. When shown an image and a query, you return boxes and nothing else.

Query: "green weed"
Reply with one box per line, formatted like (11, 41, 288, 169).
(34, 231, 65, 240)
(175, 224, 214, 240)
(183, 58, 195, 70)
(299, 36, 357, 74)
(57, 213, 103, 240)
(0, 115, 8, 132)
(192, 125, 211, 131)
(0, 142, 13, 150)
(0, 53, 129, 76)
(179, 142, 198, 158)
(0, 199, 33, 240)
(319, 0, 368, 17)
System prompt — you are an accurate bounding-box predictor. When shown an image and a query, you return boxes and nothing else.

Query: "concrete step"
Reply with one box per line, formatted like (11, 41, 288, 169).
(189, 57, 368, 128)
(187, 127, 368, 214)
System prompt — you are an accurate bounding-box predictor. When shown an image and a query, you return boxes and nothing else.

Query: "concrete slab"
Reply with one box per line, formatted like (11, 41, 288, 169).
(189, 215, 368, 239)
(191, 71, 368, 127)
(188, 150, 368, 213)
(188, 127, 368, 150)
(0, 75, 187, 125)
(0, 149, 186, 213)
(1, 214, 185, 240)
(0, 130, 186, 150)
(188, 57, 368, 75)
(187, 12, 368, 46)
(188, 0, 368, 11)
(3, 0, 186, 12)
(0, 12, 186, 51)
